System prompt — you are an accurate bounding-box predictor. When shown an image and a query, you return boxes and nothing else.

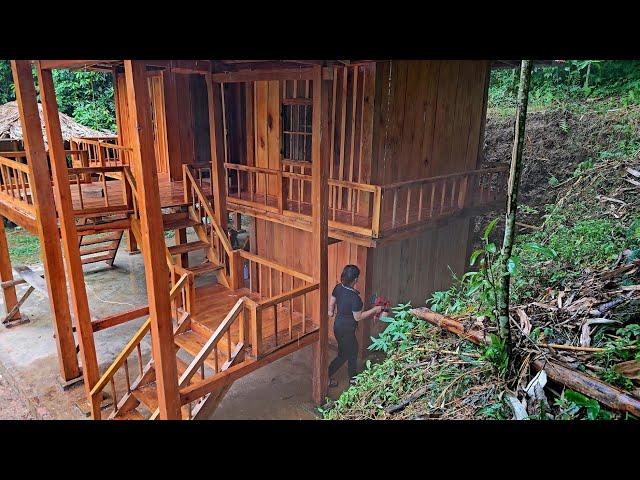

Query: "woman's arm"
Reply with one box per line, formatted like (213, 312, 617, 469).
(353, 305, 383, 322)
(328, 296, 337, 317)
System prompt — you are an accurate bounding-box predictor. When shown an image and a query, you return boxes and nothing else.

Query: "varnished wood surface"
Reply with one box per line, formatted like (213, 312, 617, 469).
(69, 173, 212, 212)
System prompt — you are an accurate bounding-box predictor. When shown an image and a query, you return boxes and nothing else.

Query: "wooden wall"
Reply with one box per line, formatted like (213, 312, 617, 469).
(254, 219, 369, 346)
(367, 217, 473, 338)
(370, 60, 490, 184)
(114, 70, 211, 181)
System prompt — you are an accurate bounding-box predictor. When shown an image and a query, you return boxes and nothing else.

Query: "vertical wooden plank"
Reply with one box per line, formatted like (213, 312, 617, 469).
(37, 63, 101, 406)
(0, 218, 20, 321)
(206, 74, 228, 232)
(311, 66, 330, 405)
(124, 60, 180, 420)
(162, 70, 184, 181)
(10, 60, 81, 383)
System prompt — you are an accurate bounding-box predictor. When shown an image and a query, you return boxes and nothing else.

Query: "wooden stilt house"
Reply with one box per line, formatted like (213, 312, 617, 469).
(0, 60, 507, 419)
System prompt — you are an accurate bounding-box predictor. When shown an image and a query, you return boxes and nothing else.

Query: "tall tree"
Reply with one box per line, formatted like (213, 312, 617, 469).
(497, 60, 533, 366)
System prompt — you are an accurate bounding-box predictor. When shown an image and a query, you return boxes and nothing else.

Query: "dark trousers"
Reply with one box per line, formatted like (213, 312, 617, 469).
(328, 320, 358, 379)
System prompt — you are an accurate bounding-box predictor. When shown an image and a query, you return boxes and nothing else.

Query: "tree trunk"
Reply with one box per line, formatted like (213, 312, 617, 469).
(497, 60, 533, 365)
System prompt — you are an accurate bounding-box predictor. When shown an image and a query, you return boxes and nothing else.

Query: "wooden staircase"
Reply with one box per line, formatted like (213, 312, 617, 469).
(87, 165, 320, 420)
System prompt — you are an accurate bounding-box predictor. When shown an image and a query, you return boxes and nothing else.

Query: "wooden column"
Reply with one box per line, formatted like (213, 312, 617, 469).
(124, 60, 181, 420)
(0, 218, 20, 322)
(11, 60, 81, 382)
(311, 66, 330, 405)
(36, 63, 100, 400)
(206, 74, 228, 232)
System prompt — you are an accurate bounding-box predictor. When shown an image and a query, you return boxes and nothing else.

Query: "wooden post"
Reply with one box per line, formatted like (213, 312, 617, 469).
(206, 74, 228, 233)
(36, 63, 101, 402)
(10, 60, 81, 383)
(124, 60, 181, 420)
(0, 217, 20, 322)
(311, 66, 330, 405)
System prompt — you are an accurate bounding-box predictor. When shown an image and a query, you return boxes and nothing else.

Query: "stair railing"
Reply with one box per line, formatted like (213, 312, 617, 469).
(183, 164, 235, 281)
(89, 272, 190, 420)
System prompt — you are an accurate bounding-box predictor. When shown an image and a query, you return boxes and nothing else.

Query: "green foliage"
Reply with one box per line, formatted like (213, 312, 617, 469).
(429, 218, 503, 320)
(554, 389, 612, 420)
(5, 227, 41, 265)
(490, 60, 640, 109)
(368, 302, 419, 354)
(0, 60, 115, 132)
(481, 334, 509, 377)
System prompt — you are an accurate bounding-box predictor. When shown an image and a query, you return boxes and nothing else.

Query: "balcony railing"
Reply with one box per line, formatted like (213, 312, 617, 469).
(224, 163, 509, 239)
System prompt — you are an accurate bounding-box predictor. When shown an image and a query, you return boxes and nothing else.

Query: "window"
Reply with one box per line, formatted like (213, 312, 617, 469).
(281, 98, 312, 162)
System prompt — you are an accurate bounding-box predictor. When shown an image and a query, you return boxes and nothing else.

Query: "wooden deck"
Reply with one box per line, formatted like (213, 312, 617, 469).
(191, 282, 318, 355)
(70, 173, 213, 212)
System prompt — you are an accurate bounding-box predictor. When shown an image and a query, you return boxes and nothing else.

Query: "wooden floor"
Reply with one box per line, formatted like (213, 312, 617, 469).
(70, 174, 213, 212)
(191, 283, 318, 354)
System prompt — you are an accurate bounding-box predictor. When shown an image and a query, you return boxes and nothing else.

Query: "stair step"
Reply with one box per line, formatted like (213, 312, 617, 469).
(81, 253, 114, 264)
(163, 217, 199, 231)
(174, 331, 222, 371)
(175, 262, 224, 276)
(168, 240, 209, 256)
(80, 244, 118, 256)
(81, 232, 122, 246)
(132, 383, 158, 412)
(112, 409, 145, 420)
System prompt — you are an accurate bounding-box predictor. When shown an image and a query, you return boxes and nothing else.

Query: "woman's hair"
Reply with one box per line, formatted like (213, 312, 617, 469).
(340, 265, 360, 287)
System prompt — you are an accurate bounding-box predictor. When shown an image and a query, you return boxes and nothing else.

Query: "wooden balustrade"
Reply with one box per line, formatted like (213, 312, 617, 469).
(0, 154, 35, 216)
(174, 296, 247, 420)
(379, 166, 509, 234)
(183, 164, 233, 273)
(237, 249, 317, 357)
(70, 136, 132, 170)
(224, 162, 381, 236)
(89, 273, 189, 420)
(67, 165, 129, 217)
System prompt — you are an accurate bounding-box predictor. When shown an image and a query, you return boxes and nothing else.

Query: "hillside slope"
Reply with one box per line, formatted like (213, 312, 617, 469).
(323, 99, 640, 420)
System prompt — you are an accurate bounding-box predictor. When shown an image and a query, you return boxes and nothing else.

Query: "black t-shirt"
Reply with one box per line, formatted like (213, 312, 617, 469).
(332, 283, 364, 328)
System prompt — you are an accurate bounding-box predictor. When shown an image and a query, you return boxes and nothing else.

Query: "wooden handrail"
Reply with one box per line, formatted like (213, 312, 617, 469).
(178, 297, 246, 387)
(238, 250, 313, 283)
(382, 165, 509, 191)
(90, 317, 151, 398)
(184, 165, 233, 258)
(256, 283, 319, 309)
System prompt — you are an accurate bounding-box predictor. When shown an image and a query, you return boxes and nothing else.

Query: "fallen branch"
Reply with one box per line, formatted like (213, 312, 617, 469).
(410, 308, 487, 345)
(410, 307, 640, 417)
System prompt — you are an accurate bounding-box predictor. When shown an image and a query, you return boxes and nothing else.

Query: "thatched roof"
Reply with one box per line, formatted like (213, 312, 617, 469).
(0, 101, 111, 146)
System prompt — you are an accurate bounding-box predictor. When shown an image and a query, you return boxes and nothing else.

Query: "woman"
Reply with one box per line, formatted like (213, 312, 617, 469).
(328, 265, 383, 387)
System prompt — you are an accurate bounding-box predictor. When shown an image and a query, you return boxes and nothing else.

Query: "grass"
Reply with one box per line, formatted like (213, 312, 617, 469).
(5, 227, 41, 266)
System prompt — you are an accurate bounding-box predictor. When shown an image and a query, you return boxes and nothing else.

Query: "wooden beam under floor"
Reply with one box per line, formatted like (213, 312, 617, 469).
(0, 218, 20, 323)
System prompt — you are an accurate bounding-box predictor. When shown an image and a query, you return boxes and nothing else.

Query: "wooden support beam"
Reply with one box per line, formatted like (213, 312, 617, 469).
(212, 68, 315, 84)
(206, 73, 228, 232)
(0, 218, 21, 322)
(37, 63, 101, 402)
(311, 66, 331, 405)
(37, 60, 119, 70)
(10, 60, 81, 382)
(124, 60, 181, 420)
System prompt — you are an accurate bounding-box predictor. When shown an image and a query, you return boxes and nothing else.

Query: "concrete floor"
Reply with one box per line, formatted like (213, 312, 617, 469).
(0, 232, 347, 420)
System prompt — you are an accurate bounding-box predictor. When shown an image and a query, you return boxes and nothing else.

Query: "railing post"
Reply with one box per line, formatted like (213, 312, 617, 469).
(183, 164, 193, 205)
(371, 186, 382, 238)
(250, 305, 262, 358)
(458, 174, 469, 210)
(229, 250, 244, 290)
